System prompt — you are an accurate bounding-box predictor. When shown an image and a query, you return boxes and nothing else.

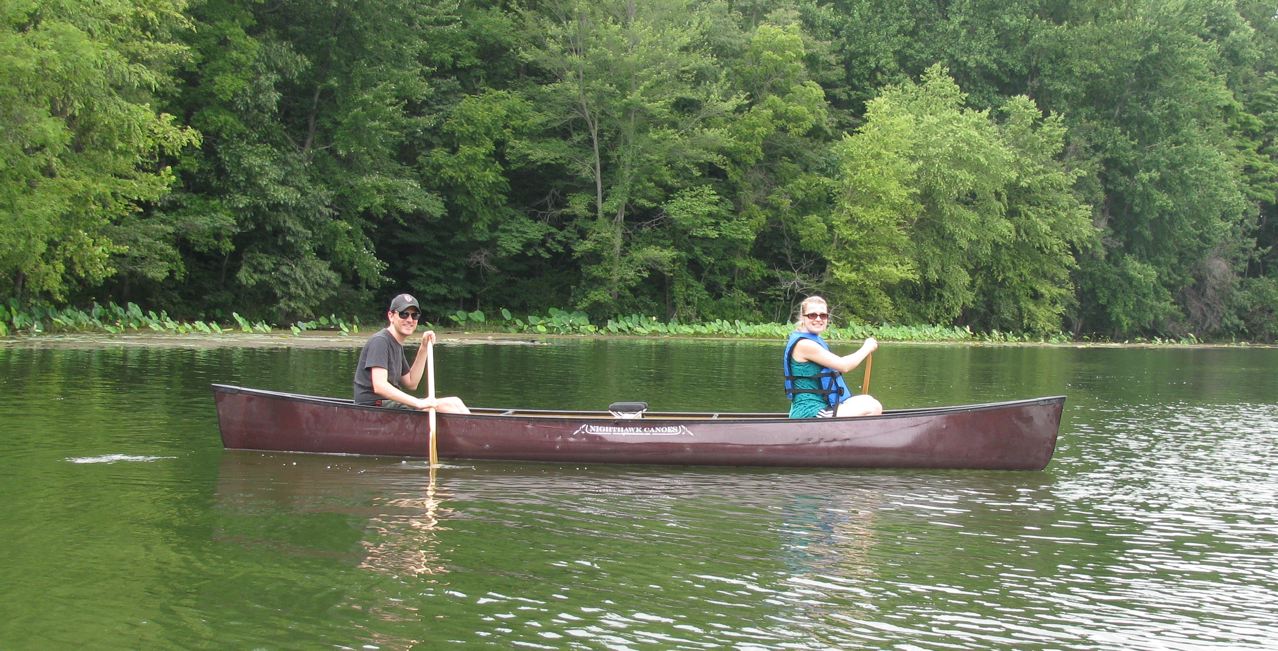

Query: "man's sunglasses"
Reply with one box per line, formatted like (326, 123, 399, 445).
(804, 312, 830, 320)
(397, 310, 421, 320)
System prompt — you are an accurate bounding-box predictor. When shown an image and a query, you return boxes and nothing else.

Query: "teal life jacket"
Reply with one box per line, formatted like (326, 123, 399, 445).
(782, 331, 853, 408)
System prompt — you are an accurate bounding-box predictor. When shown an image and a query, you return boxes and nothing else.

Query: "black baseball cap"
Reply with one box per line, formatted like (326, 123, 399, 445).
(388, 294, 420, 312)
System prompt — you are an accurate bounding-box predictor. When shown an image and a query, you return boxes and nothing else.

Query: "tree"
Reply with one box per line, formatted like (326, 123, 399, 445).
(0, 0, 198, 302)
(1227, 0, 1278, 341)
(417, 89, 566, 310)
(520, 0, 738, 317)
(1029, 0, 1252, 337)
(838, 67, 1015, 324)
(712, 19, 835, 321)
(146, 0, 446, 321)
(973, 96, 1095, 333)
(830, 67, 1092, 332)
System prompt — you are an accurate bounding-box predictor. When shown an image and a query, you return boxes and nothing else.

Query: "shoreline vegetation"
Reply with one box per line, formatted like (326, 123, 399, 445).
(4, 301, 1264, 347)
(5, 2, 1277, 347)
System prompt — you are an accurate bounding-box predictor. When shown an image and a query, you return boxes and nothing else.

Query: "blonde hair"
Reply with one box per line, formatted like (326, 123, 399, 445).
(794, 295, 829, 327)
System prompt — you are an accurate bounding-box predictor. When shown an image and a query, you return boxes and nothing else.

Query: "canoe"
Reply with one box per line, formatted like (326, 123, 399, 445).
(212, 384, 1064, 470)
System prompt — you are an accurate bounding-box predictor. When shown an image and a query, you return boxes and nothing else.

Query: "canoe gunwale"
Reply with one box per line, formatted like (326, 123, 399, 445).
(210, 383, 1065, 423)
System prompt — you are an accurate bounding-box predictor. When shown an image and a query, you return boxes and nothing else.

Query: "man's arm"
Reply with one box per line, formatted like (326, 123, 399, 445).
(401, 330, 437, 390)
(371, 366, 435, 410)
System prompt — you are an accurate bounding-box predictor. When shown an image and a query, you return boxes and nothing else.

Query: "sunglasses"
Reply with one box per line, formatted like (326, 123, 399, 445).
(397, 310, 421, 320)
(804, 312, 830, 320)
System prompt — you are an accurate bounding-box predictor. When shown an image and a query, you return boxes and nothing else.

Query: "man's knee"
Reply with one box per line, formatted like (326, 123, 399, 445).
(437, 396, 470, 414)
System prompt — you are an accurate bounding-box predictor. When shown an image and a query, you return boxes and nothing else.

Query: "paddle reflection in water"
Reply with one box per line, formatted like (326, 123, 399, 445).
(358, 464, 449, 578)
(214, 453, 452, 577)
(213, 452, 458, 650)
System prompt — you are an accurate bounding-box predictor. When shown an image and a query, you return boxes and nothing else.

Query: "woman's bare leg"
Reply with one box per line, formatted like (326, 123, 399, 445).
(837, 395, 883, 417)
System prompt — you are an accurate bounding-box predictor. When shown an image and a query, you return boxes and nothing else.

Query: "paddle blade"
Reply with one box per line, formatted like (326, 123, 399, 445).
(428, 409, 438, 467)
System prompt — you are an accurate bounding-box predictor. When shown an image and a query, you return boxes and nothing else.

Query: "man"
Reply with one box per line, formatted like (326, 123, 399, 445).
(353, 293, 470, 413)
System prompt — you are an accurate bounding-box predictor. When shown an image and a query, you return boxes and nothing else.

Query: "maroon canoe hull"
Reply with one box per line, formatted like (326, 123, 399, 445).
(212, 384, 1063, 470)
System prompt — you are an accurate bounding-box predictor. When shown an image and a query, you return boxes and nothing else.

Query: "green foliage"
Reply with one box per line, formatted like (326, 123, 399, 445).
(825, 102, 921, 320)
(1, 0, 1276, 342)
(0, 301, 352, 336)
(705, 19, 832, 323)
(447, 309, 488, 327)
(520, 0, 740, 318)
(1232, 275, 1278, 342)
(1030, 0, 1253, 338)
(882, 67, 1017, 324)
(0, 0, 200, 300)
(291, 315, 360, 337)
(973, 96, 1096, 334)
(0, 298, 1243, 345)
(829, 66, 1092, 334)
(140, 0, 448, 322)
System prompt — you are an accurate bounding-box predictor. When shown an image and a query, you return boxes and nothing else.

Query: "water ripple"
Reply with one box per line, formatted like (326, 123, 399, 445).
(6, 344, 1278, 650)
(66, 454, 177, 464)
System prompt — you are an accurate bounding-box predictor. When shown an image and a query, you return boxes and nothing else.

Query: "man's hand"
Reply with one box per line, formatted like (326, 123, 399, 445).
(420, 330, 437, 346)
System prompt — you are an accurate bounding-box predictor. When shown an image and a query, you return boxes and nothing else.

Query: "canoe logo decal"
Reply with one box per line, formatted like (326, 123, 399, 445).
(572, 424, 693, 437)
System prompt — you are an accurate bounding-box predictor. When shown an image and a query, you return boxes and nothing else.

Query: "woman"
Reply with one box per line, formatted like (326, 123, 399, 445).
(782, 296, 882, 418)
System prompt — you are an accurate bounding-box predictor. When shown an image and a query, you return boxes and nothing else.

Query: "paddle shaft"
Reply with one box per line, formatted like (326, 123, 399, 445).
(862, 352, 873, 394)
(427, 339, 438, 467)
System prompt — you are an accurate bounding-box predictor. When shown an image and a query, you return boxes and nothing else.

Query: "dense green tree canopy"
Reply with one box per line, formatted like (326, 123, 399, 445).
(2, 0, 1275, 340)
(829, 67, 1093, 333)
(1, 0, 198, 300)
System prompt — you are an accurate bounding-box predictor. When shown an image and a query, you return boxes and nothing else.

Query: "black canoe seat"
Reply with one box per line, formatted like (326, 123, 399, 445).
(608, 401, 648, 419)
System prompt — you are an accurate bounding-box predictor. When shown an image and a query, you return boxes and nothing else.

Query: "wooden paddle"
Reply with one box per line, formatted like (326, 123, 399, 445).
(862, 352, 873, 394)
(427, 338, 438, 467)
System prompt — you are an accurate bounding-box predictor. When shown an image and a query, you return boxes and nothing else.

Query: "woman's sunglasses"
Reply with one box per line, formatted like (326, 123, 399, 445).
(804, 312, 830, 320)
(397, 310, 421, 320)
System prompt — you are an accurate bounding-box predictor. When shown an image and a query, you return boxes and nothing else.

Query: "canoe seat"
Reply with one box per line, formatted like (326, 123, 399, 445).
(608, 401, 648, 419)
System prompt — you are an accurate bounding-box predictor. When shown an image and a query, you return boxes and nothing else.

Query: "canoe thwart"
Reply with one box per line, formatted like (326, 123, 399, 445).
(608, 401, 649, 419)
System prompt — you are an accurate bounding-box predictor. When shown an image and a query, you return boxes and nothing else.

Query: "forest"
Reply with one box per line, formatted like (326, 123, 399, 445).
(3, 0, 1276, 341)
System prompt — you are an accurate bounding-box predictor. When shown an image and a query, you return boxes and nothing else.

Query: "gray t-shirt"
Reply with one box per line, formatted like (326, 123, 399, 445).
(353, 329, 409, 405)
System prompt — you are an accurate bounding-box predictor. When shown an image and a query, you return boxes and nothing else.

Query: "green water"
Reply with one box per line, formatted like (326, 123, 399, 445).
(1, 337, 1276, 649)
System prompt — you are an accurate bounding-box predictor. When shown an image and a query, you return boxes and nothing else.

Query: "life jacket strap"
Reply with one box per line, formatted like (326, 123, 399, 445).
(782, 372, 841, 399)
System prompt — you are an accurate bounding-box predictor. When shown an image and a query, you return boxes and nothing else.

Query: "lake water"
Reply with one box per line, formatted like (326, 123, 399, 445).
(1, 335, 1276, 649)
